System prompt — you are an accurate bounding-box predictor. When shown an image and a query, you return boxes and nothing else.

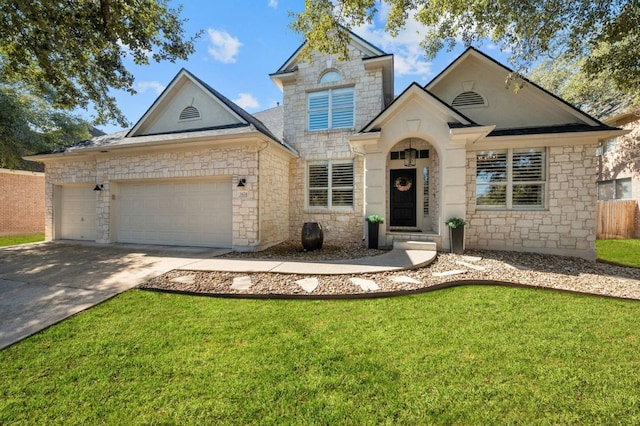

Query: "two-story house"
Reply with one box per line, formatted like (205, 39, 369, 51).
(27, 31, 624, 259)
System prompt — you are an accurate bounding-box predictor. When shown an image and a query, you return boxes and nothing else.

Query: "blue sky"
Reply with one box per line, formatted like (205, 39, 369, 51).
(96, 0, 512, 134)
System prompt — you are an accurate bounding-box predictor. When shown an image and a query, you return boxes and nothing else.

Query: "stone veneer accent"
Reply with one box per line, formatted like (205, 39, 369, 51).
(257, 147, 291, 250)
(282, 45, 385, 244)
(465, 144, 598, 259)
(44, 142, 291, 250)
(0, 169, 45, 236)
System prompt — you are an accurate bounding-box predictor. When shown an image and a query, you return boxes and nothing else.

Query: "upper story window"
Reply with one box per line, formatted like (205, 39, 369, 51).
(476, 148, 547, 209)
(179, 106, 201, 121)
(452, 91, 487, 108)
(307, 87, 354, 131)
(602, 138, 619, 154)
(319, 71, 342, 84)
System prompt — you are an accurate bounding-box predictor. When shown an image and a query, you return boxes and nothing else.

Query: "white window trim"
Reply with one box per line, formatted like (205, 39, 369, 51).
(306, 160, 355, 210)
(476, 148, 548, 210)
(307, 87, 355, 131)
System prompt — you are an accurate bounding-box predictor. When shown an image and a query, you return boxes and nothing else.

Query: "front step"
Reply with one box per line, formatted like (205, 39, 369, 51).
(393, 240, 437, 251)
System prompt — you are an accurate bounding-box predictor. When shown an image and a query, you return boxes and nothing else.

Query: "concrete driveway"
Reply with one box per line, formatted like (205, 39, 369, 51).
(0, 241, 228, 350)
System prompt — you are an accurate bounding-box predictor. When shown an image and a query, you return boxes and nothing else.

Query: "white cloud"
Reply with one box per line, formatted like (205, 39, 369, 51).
(207, 28, 242, 64)
(234, 93, 260, 109)
(135, 81, 165, 95)
(352, 6, 433, 78)
(268, 0, 278, 8)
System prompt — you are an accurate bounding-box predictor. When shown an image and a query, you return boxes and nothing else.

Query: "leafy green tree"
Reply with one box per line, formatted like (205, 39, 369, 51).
(290, 0, 639, 100)
(529, 55, 638, 119)
(0, 80, 92, 170)
(0, 0, 200, 127)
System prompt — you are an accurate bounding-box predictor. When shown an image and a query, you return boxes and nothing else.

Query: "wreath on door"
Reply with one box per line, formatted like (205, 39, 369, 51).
(394, 176, 413, 192)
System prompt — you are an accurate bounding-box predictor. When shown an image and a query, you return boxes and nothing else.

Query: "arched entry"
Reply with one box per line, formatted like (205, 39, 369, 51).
(387, 138, 439, 233)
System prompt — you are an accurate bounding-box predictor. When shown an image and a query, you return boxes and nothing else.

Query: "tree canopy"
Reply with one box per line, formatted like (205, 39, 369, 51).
(0, 0, 200, 127)
(290, 0, 640, 101)
(0, 79, 92, 170)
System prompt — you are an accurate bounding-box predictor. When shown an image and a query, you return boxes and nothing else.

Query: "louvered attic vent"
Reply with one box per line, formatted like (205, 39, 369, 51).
(179, 106, 201, 120)
(451, 91, 486, 108)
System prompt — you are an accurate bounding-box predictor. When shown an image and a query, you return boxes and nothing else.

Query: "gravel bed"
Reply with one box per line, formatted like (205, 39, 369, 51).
(141, 242, 640, 300)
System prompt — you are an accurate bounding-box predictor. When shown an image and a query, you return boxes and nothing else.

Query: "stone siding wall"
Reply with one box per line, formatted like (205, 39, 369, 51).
(44, 159, 97, 240)
(44, 144, 284, 250)
(258, 148, 291, 249)
(282, 45, 384, 244)
(0, 169, 45, 236)
(465, 144, 598, 259)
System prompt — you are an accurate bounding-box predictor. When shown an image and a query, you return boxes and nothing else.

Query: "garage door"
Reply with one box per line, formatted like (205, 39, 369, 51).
(59, 185, 96, 241)
(117, 180, 232, 248)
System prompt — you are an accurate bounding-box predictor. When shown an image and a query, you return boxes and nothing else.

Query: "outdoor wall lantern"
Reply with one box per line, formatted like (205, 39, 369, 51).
(237, 178, 246, 187)
(404, 139, 417, 167)
(93, 184, 104, 191)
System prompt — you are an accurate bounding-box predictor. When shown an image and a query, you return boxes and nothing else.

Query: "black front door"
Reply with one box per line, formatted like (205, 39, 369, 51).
(390, 168, 417, 227)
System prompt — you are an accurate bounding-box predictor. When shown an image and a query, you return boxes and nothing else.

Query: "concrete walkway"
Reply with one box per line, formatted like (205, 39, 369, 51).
(0, 241, 435, 350)
(183, 248, 437, 274)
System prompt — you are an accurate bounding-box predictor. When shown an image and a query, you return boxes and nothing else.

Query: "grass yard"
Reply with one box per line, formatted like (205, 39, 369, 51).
(0, 233, 44, 247)
(1, 287, 639, 424)
(596, 239, 640, 268)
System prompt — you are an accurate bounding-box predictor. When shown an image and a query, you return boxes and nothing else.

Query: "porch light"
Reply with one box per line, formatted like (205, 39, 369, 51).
(93, 184, 103, 191)
(404, 139, 417, 167)
(237, 178, 246, 187)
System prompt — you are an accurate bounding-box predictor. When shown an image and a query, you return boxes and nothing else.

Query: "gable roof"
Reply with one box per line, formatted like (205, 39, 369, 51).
(359, 82, 479, 133)
(272, 28, 387, 76)
(127, 68, 281, 142)
(426, 47, 616, 135)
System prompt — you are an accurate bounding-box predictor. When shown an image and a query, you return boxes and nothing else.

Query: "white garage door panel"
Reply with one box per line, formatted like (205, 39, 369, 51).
(60, 186, 96, 241)
(118, 180, 232, 247)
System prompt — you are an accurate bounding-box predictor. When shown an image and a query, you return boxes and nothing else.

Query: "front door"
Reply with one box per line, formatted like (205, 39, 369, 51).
(390, 169, 417, 227)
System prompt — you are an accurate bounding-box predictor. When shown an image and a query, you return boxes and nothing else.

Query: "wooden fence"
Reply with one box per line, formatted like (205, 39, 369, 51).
(596, 200, 637, 239)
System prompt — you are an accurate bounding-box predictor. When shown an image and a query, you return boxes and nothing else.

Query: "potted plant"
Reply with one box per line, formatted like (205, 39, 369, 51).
(366, 215, 384, 249)
(445, 217, 466, 254)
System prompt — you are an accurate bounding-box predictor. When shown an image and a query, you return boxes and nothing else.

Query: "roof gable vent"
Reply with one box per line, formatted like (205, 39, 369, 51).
(179, 106, 201, 121)
(451, 91, 486, 108)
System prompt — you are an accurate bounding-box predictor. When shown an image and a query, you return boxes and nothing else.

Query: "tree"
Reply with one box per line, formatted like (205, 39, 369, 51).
(529, 55, 638, 119)
(290, 0, 640, 100)
(0, 79, 92, 170)
(0, 0, 200, 127)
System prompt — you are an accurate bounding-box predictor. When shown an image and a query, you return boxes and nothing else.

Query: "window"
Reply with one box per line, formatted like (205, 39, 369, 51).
(179, 106, 201, 121)
(319, 71, 342, 84)
(390, 150, 429, 160)
(307, 87, 354, 131)
(598, 178, 632, 200)
(602, 138, 619, 154)
(423, 167, 429, 215)
(476, 148, 546, 209)
(452, 91, 487, 108)
(308, 161, 354, 208)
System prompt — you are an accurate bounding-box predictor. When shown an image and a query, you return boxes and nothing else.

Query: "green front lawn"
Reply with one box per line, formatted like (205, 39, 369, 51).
(596, 239, 640, 268)
(1, 288, 639, 424)
(0, 233, 44, 247)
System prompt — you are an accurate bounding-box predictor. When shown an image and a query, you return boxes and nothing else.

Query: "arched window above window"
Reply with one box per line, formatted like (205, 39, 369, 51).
(451, 91, 487, 108)
(179, 106, 201, 120)
(319, 70, 342, 84)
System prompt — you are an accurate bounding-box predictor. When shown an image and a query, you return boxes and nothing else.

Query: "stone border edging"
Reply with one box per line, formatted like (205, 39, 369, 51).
(138, 279, 640, 301)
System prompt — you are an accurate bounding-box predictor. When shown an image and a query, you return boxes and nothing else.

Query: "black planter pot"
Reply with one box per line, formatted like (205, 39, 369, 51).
(368, 222, 380, 249)
(301, 222, 323, 251)
(449, 225, 465, 254)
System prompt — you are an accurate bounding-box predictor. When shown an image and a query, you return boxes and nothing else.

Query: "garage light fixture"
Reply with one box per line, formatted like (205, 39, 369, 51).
(93, 184, 104, 191)
(237, 178, 246, 187)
